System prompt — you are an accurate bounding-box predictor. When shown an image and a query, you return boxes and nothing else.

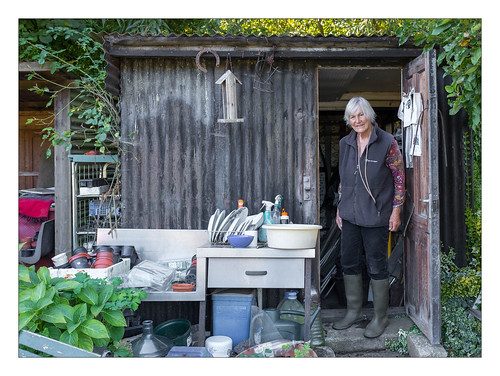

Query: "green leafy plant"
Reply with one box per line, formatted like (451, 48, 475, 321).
(385, 325, 422, 355)
(18, 264, 147, 356)
(441, 248, 481, 301)
(441, 298, 481, 357)
(397, 20, 482, 211)
(281, 341, 314, 357)
(440, 249, 481, 357)
(396, 19, 481, 131)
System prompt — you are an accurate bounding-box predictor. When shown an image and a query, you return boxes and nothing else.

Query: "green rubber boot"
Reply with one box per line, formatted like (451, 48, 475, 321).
(364, 278, 389, 338)
(332, 274, 363, 330)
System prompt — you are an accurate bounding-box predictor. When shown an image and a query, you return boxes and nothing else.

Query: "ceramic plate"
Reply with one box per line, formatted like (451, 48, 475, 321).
(224, 217, 241, 242)
(233, 221, 247, 236)
(238, 219, 251, 234)
(232, 207, 249, 228)
(247, 212, 264, 229)
(216, 209, 237, 241)
(212, 210, 226, 242)
(207, 209, 218, 240)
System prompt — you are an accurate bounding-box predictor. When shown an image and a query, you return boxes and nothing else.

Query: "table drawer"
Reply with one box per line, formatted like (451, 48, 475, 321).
(207, 258, 304, 288)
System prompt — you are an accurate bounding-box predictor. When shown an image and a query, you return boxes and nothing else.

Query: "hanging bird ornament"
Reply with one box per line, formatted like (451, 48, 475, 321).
(216, 69, 244, 123)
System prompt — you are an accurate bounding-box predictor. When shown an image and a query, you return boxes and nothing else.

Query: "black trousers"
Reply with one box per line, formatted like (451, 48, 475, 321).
(340, 219, 389, 280)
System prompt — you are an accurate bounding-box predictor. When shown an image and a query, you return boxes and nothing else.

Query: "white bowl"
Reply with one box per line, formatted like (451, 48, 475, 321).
(262, 224, 322, 249)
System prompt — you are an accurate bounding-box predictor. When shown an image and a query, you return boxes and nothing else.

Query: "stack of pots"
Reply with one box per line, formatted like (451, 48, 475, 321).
(66, 244, 139, 269)
(93, 246, 115, 269)
(68, 247, 90, 268)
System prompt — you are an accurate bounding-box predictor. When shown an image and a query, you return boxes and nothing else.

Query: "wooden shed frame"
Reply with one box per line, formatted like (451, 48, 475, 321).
(86, 33, 468, 344)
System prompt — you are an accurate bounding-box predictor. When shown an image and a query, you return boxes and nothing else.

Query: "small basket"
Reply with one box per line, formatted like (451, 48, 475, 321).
(89, 199, 120, 217)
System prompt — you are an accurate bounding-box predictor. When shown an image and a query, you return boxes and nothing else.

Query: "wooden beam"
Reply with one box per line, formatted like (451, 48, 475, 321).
(54, 88, 72, 255)
(320, 91, 402, 110)
(19, 62, 57, 72)
(320, 100, 401, 111)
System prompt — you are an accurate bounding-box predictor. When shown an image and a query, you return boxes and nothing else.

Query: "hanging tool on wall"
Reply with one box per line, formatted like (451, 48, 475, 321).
(195, 48, 220, 73)
(253, 47, 280, 92)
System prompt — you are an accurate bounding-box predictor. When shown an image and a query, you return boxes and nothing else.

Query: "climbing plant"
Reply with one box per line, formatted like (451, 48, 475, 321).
(396, 19, 481, 168)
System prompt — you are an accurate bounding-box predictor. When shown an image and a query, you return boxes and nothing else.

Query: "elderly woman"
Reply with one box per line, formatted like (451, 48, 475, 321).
(334, 96, 405, 338)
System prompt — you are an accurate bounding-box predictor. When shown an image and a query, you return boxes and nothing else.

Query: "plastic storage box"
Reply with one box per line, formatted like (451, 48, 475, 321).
(49, 258, 130, 279)
(212, 290, 255, 348)
(166, 346, 212, 358)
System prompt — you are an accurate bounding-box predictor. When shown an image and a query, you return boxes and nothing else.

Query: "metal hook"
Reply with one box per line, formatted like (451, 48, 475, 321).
(196, 48, 220, 73)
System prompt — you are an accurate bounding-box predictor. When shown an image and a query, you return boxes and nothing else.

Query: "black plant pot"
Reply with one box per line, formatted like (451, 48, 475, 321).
(94, 245, 113, 254)
(112, 248, 122, 264)
(69, 253, 90, 269)
(121, 245, 138, 266)
(72, 246, 87, 256)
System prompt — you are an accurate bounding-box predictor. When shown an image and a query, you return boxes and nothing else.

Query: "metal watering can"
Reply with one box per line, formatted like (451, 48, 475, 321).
(249, 306, 321, 345)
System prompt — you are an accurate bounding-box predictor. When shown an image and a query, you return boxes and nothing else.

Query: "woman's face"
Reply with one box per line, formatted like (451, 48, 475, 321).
(349, 107, 373, 136)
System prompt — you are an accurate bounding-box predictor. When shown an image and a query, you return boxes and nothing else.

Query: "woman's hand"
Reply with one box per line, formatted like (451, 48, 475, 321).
(336, 209, 342, 230)
(389, 206, 402, 232)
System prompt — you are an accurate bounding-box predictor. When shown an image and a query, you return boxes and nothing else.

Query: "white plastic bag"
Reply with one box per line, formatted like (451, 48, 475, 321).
(125, 260, 175, 291)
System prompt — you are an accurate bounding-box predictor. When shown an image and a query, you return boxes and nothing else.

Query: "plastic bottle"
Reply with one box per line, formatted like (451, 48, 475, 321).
(309, 303, 326, 347)
(271, 195, 283, 224)
(185, 255, 197, 285)
(280, 209, 289, 224)
(277, 290, 305, 325)
(258, 200, 274, 242)
(238, 199, 244, 209)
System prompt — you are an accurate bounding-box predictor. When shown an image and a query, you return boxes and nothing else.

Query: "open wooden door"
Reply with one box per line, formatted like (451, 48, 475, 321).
(402, 50, 441, 345)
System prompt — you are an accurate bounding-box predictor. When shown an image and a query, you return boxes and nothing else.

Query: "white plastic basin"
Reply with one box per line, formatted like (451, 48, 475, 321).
(262, 224, 322, 249)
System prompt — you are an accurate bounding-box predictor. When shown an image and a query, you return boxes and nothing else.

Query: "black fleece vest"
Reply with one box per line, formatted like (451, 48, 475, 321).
(338, 125, 395, 227)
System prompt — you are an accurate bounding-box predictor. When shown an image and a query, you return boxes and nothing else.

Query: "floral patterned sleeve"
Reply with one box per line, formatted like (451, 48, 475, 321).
(386, 138, 405, 207)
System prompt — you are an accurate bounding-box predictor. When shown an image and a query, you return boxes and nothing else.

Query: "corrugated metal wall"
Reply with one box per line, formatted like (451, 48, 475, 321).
(118, 56, 318, 325)
(119, 57, 318, 230)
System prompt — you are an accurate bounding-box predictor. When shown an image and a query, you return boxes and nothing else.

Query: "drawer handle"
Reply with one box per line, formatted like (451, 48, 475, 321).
(245, 271, 268, 276)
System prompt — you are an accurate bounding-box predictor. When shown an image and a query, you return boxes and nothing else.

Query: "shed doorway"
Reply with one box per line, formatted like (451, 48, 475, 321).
(317, 52, 441, 345)
(317, 66, 403, 311)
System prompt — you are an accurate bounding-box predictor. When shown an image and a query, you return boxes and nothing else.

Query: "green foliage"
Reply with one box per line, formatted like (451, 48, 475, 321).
(385, 325, 422, 355)
(441, 248, 481, 301)
(20, 20, 120, 156)
(18, 264, 147, 356)
(440, 249, 481, 357)
(216, 19, 401, 37)
(396, 19, 481, 137)
(441, 298, 481, 357)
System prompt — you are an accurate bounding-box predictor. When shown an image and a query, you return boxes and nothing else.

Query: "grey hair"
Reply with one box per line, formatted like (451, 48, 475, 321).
(343, 96, 376, 126)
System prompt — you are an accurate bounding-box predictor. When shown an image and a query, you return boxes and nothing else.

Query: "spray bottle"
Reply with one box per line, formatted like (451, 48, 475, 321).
(271, 195, 283, 224)
(258, 200, 274, 242)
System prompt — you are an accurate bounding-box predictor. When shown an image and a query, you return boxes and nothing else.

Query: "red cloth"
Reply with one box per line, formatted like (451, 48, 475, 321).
(19, 199, 54, 220)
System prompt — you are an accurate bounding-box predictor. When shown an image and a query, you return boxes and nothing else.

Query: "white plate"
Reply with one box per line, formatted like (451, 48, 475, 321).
(246, 212, 264, 229)
(216, 209, 238, 241)
(233, 207, 248, 225)
(233, 221, 247, 236)
(238, 219, 251, 234)
(224, 217, 241, 242)
(207, 209, 218, 240)
(212, 210, 226, 242)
